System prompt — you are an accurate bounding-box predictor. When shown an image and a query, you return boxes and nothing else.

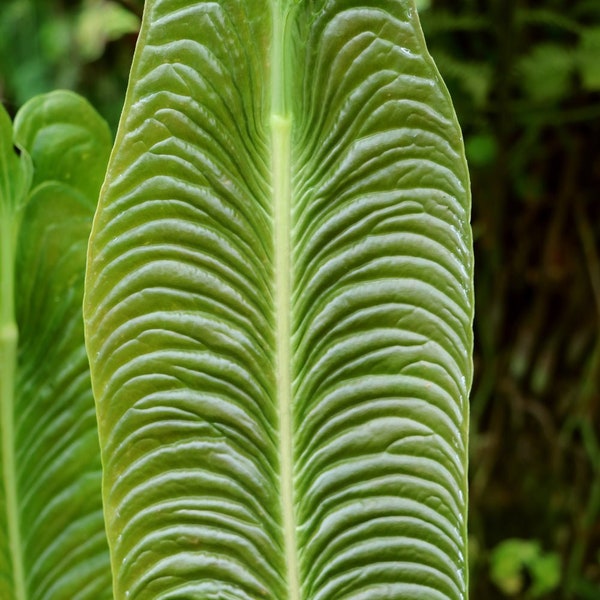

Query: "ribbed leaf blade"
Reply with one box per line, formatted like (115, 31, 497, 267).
(291, 5, 471, 599)
(0, 99, 32, 600)
(0, 91, 112, 599)
(85, 1, 472, 599)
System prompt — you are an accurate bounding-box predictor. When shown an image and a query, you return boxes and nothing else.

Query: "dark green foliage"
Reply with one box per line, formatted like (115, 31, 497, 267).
(421, 0, 600, 598)
(0, 0, 142, 128)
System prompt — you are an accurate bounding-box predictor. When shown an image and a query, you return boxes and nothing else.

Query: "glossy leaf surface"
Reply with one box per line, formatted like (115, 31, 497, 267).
(0, 91, 112, 599)
(85, 1, 473, 598)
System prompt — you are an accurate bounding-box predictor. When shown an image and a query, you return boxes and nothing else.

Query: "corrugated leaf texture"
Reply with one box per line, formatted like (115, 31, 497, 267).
(85, 1, 473, 598)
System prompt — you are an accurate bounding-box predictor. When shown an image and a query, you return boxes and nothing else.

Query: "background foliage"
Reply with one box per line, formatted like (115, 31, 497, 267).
(1, 0, 599, 598)
(418, 0, 600, 598)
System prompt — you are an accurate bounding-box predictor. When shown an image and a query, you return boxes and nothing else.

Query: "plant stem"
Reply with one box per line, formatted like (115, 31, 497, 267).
(0, 212, 26, 600)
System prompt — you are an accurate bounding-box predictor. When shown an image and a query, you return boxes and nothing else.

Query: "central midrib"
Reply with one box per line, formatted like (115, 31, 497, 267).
(271, 4, 300, 600)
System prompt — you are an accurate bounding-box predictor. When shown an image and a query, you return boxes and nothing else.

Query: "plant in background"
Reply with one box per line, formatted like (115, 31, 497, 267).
(420, 1, 600, 597)
(0, 90, 112, 599)
(76, 0, 141, 63)
(489, 538, 561, 598)
(84, 0, 473, 598)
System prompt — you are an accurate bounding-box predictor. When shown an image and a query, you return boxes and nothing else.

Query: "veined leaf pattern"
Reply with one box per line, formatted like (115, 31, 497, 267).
(84, 1, 472, 599)
(0, 91, 112, 599)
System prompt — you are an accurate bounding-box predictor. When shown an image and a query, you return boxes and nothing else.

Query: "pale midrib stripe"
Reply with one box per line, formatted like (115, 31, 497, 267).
(272, 5, 300, 600)
(0, 214, 27, 600)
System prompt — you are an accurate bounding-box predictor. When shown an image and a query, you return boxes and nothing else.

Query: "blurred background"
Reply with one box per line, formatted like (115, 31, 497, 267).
(1, 0, 599, 597)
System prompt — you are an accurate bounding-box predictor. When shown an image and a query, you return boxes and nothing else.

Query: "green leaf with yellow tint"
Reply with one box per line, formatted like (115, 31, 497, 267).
(85, 1, 473, 598)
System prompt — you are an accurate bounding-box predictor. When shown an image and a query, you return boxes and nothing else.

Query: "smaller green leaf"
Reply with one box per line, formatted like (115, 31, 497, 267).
(13, 90, 112, 202)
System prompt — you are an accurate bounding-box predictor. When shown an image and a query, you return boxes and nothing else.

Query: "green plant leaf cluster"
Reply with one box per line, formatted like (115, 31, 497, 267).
(0, 90, 112, 599)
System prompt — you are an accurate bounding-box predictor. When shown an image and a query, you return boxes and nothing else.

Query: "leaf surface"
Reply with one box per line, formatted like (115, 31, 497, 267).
(0, 91, 112, 599)
(85, 1, 473, 599)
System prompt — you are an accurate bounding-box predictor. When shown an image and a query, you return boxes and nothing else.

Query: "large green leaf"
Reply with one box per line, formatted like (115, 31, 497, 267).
(0, 91, 112, 599)
(85, 1, 473, 598)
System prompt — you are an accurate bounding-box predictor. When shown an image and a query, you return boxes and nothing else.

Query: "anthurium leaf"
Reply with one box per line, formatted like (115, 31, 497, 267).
(85, 1, 473, 599)
(518, 43, 575, 103)
(0, 91, 112, 599)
